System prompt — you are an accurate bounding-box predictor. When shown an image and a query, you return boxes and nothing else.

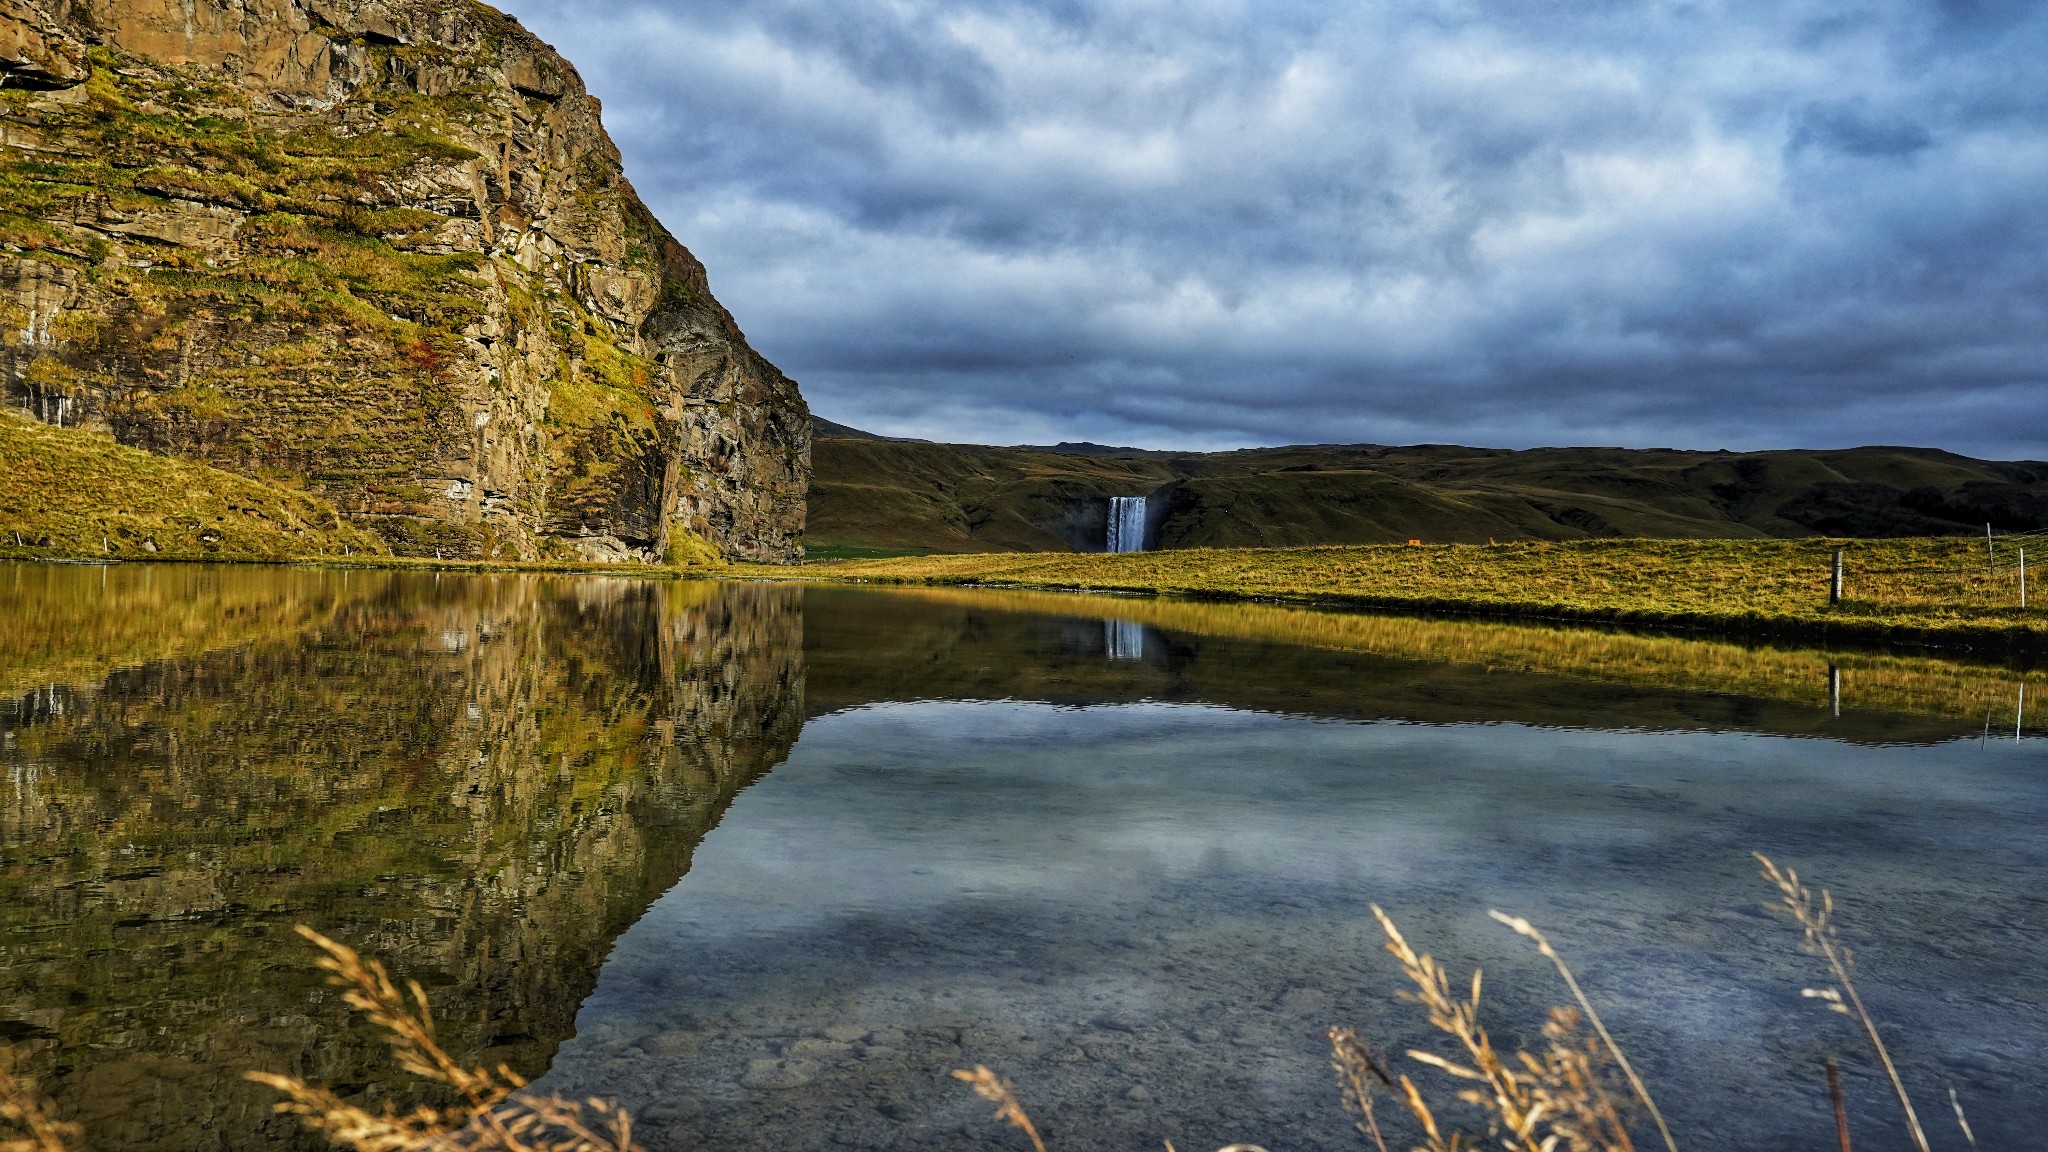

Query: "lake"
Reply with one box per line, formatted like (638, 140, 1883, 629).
(1, 563, 2041, 1151)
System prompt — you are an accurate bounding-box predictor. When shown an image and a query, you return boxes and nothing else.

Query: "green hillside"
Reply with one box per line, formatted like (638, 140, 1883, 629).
(807, 423, 2048, 554)
(0, 409, 385, 560)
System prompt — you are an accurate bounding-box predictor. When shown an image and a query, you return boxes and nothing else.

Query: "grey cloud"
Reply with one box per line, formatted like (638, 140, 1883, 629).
(1791, 101, 1934, 157)
(509, 0, 2048, 456)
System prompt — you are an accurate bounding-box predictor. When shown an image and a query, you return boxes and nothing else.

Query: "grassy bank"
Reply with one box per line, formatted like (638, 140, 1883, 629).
(0, 409, 384, 561)
(0, 547, 733, 578)
(0, 409, 747, 574)
(789, 537, 2048, 647)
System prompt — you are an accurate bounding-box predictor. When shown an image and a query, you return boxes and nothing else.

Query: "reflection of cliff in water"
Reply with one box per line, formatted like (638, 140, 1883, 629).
(0, 570, 803, 1151)
(0, 562, 364, 698)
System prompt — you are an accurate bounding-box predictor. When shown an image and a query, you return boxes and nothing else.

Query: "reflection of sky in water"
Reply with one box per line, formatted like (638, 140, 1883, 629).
(539, 701, 2048, 1152)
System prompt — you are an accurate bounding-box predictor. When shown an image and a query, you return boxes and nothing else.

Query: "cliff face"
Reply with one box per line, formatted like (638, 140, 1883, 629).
(0, 0, 808, 562)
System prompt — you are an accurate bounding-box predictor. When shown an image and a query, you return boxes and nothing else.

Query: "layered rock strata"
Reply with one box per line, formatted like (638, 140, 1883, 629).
(0, 0, 808, 561)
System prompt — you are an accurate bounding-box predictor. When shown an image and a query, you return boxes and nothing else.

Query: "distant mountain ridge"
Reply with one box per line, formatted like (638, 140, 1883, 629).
(807, 418, 2048, 554)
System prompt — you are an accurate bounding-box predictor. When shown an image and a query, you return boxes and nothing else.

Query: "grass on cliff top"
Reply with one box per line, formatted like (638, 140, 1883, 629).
(0, 409, 386, 561)
(793, 537, 2048, 643)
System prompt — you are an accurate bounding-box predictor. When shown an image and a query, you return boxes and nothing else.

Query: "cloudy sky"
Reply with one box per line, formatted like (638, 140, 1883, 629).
(508, 0, 2048, 456)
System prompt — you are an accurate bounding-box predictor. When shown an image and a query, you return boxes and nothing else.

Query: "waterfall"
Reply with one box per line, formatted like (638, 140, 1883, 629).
(1107, 496, 1147, 553)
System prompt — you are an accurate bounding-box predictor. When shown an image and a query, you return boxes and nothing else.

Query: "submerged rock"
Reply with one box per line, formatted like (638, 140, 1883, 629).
(0, 0, 808, 562)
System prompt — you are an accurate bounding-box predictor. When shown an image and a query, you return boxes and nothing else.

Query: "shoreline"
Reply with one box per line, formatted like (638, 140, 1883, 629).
(7, 536, 2046, 658)
(788, 572, 2048, 654)
(0, 548, 728, 580)
(752, 538, 2048, 657)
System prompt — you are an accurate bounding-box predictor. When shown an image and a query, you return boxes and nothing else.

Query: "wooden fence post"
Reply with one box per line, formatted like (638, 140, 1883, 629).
(2022, 548, 2028, 610)
(1830, 550, 1844, 605)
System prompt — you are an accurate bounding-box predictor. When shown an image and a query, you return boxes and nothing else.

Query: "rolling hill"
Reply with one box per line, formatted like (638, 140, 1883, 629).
(806, 421, 2048, 555)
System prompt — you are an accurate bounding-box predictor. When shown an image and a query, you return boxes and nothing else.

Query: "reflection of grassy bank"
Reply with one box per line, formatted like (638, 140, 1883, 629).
(866, 585, 2046, 729)
(0, 563, 362, 696)
(791, 538, 2048, 646)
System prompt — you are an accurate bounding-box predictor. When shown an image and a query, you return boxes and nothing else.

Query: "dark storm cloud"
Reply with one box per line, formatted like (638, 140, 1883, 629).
(507, 0, 2048, 454)
(1791, 101, 1934, 158)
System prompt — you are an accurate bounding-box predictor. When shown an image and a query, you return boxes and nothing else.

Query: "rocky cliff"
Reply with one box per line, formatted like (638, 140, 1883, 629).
(0, 0, 808, 562)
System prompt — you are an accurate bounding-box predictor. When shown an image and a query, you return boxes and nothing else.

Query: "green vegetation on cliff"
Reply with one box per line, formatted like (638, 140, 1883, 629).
(0, 408, 385, 561)
(0, 54, 634, 558)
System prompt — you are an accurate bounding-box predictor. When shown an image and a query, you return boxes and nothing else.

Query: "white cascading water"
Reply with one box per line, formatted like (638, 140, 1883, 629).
(1107, 496, 1147, 553)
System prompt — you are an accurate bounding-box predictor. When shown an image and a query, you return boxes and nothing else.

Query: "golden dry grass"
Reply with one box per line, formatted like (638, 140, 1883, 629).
(950, 860, 1972, 1152)
(247, 927, 642, 1152)
(0, 1053, 77, 1152)
(1757, 856, 1931, 1152)
(790, 536, 2048, 644)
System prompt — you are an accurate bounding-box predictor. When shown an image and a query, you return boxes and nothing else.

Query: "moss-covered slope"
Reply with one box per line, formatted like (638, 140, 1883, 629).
(0, 407, 384, 560)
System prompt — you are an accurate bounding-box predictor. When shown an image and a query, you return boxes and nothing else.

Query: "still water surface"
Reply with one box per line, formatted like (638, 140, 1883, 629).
(1, 563, 2042, 1151)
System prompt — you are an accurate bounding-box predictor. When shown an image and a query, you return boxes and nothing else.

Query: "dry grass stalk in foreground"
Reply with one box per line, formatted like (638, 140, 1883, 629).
(1947, 1087, 1979, 1151)
(1328, 1027, 1396, 1152)
(957, 908, 1666, 1152)
(1487, 912, 1676, 1152)
(953, 1067, 1050, 1152)
(1755, 854, 1932, 1152)
(247, 925, 641, 1152)
(0, 863, 1999, 1152)
(0, 1054, 78, 1152)
(1354, 904, 1655, 1152)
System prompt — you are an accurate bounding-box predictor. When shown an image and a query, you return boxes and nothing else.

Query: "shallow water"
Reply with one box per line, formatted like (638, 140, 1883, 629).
(1, 563, 2043, 1151)
(538, 701, 2046, 1152)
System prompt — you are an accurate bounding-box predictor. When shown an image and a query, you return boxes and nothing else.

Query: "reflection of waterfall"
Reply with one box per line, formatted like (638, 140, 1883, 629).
(1107, 496, 1147, 553)
(1105, 619, 1145, 661)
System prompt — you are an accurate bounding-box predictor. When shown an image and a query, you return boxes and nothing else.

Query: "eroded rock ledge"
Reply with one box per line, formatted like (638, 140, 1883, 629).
(0, 0, 809, 562)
